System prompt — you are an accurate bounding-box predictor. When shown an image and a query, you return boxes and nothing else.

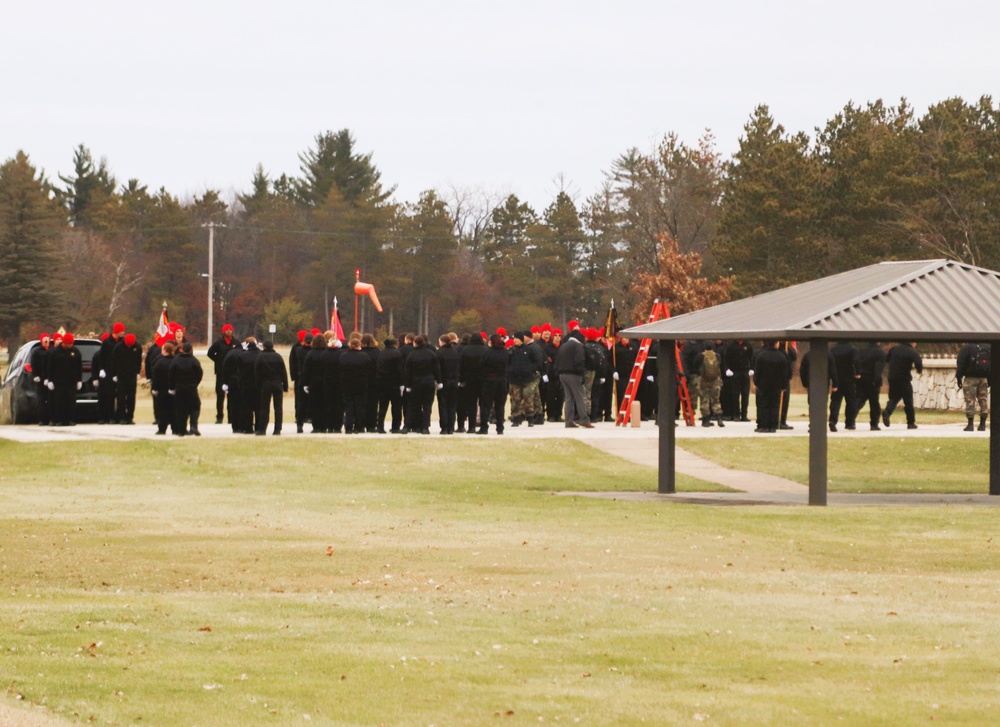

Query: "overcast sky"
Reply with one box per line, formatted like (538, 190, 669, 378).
(2, 0, 997, 213)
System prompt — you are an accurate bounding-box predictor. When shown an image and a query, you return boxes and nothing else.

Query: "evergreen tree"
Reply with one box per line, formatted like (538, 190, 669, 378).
(294, 129, 394, 208)
(58, 144, 116, 227)
(0, 152, 64, 353)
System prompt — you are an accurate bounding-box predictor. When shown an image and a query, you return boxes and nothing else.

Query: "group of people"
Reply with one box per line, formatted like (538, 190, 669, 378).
(24, 317, 991, 435)
(680, 338, 990, 433)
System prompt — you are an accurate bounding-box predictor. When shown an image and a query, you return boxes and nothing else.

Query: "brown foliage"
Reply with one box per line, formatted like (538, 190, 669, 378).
(629, 233, 733, 324)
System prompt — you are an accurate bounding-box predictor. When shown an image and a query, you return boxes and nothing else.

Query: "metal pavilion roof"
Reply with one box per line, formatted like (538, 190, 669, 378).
(623, 259, 1000, 343)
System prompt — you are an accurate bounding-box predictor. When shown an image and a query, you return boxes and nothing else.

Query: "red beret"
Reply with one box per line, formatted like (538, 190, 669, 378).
(39, 332, 49, 342)
(63, 333, 75, 346)
(100, 332, 109, 341)
(124, 333, 136, 347)
(297, 330, 307, 343)
(505, 338, 515, 348)
(222, 324, 234, 333)
(553, 328, 563, 336)
(113, 322, 125, 335)
(310, 328, 322, 336)
(530, 325, 541, 334)
(496, 327, 507, 337)
(541, 323, 552, 333)
(568, 319, 580, 330)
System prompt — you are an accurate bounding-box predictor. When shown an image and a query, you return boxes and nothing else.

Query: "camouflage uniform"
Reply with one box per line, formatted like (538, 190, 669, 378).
(510, 379, 539, 420)
(963, 378, 989, 416)
(699, 378, 722, 418)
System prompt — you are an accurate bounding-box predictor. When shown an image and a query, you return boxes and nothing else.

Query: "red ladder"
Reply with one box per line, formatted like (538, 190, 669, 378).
(615, 300, 695, 427)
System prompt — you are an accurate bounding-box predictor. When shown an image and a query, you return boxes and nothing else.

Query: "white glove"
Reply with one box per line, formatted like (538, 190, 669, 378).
(458, 382, 465, 388)
(405, 387, 412, 393)
(749, 369, 754, 377)
(435, 382, 443, 391)
(612, 372, 619, 381)
(93, 379, 99, 388)
(222, 384, 229, 393)
(303, 386, 309, 394)
(112, 376, 118, 382)
(46, 381, 55, 391)
(400, 386, 405, 395)
(152, 390, 158, 396)
(168, 389, 176, 396)
(599, 378, 606, 384)
(725, 369, 734, 377)
(99, 370, 106, 379)
(646, 375, 654, 382)
(76, 381, 82, 391)
(136, 374, 141, 382)
(33, 376, 40, 383)
(542, 374, 549, 383)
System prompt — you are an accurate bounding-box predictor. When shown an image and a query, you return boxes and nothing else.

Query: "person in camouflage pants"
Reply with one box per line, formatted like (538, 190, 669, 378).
(510, 378, 539, 423)
(956, 342, 990, 431)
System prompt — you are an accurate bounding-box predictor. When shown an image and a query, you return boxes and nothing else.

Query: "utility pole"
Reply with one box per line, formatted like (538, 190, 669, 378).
(201, 222, 225, 344)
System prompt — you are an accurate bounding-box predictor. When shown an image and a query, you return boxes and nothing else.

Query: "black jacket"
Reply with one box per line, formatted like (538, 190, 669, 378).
(459, 341, 487, 383)
(556, 337, 586, 376)
(481, 346, 508, 378)
(207, 336, 238, 375)
(111, 341, 143, 381)
(754, 347, 791, 393)
(48, 345, 82, 387)
(255, 349, 288, 390)
(404, 347, 441, 385)
(507, 345, 537, 385)
(340, 348, 374, 387)
(886, 344, 922, 383)
(376, 346, 404, 386)
(857, 343, 886, 388)
(169, 353, 203, 390)
(829, 342, 860, 389)
(436, 344, 461, 384)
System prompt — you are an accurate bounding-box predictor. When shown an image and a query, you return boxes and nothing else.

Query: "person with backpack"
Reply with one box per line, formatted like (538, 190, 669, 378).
(693, 342, 724, 427)
(956, 342, 990, 431)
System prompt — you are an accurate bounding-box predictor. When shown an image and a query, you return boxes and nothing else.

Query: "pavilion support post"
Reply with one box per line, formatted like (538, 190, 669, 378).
(807, 340, 829, 506)
(991, 339, 1000, 496)
(657, 340, 677, 494)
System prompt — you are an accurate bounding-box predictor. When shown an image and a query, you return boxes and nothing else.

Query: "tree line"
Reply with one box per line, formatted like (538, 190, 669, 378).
(1, 96, 997, 355)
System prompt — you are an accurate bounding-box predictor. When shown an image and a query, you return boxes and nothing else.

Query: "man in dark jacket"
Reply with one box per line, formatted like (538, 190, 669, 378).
(403, 335, 440, 434)
(436, 334, 461, 434)
(111, 333, 143, 425)
(459, 334, 487, 433)
(341, 335, 374, 434)
(238, 339, 262, 434)
(221, 344, 245, 433)
(29, 333, 53, 425)
(855, 342, 886, 431)
(97, 322, 125, 423)
(723, 340, 753, 422)
(254, 340, 288, 435)
(882, 342, 922, 429)
(828, 341, 860, 432)
(151, 341, 177, 434)
(168, 341, 203, 436)
(207, 324, 238, 424)
(376, 337, 404, 433)
(753, 341, 791, 433)
(48, 333, 83, 426)
(507, 332, 539, 427)
(556, 330, 593, 428)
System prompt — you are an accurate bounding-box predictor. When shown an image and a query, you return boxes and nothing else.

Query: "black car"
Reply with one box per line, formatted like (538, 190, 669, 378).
(0, 338, 102, 424)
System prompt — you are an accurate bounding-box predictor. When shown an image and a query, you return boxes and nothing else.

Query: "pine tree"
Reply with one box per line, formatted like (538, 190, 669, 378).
(0, 152, 64, 353)
(294, 129, 394, 208)
(58, 144, 116, 227)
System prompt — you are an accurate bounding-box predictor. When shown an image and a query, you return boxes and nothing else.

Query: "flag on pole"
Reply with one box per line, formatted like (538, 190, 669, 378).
(604, 299, 621, 341)
(154, 304, 170, 345)
(331, 296, 346, 343)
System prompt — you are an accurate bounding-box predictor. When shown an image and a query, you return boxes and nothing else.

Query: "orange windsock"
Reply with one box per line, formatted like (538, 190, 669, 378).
(354, 281, 383, 313)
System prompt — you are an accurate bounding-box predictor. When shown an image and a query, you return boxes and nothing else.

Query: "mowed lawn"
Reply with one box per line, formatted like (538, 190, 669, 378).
(2, 438, 1000, 726)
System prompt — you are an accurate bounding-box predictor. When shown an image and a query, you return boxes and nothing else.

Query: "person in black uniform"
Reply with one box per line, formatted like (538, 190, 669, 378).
(302, 334, 328, 433)
(402, 335, 440, 435)
(254, 340, 288, 435)
(30, 333, 53, 425)
(723, 339, 753, 421)
(97, 322, 125, 423)
(855, 342, 886, 431)
(753, 341, 790, 433)
(612, 334, 637, 415)
(322, 337, 345, 433)
(168, 341, 203, 436)
(151, 341, 176, 434)
(436, 334, 460, 434)
(238, 338, 262, 434)
(375, 337, 404, 433)
(111, 333, 143, 425)
(544, 329, 564, 421)
(340, 334, 374, 434)
(459, 334, 487, 433)
(360, 334, 381, 432)
(882, 342, 922, 429)
(777, 342, 797, 430)
(207, 324, 238, 424)
(221, 344, 245, 432)
(828, 341, 860, 432)
(478, 333, 509, 435)
(289, 330, 308, 431)
(48, 332, 83, 426)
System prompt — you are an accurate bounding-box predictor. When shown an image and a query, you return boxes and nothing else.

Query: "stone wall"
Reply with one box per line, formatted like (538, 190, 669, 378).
(913, 356, 963, 410)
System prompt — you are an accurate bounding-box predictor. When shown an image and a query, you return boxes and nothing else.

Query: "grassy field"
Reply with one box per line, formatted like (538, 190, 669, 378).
(680, 438, 990, 493)
(2, 438, 1000, 725)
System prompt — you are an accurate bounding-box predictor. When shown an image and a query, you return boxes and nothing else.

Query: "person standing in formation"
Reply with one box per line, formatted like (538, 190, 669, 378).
(97, 322, 125, 423)
(255, 340, 288, 436)
(376, 337, 404, 433)
(48, 332, 83, 426)
(111, 333, 143, 425)
(556, 329, 594, 429)
(207, 324, 238, 424)
(478, 333, 509, 434)
(169, 341, 203, 436)
(753, 341, 791, 433)
(151, 341, 176, 435)
(436, 333, 460, 434)
(30, 333, 53, 425)
(341, 333, 374, 434)
(694, 342, 724, 427)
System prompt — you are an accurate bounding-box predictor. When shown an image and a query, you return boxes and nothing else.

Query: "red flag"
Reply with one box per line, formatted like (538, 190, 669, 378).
(154, 305, 170, 346)
(332, 297, 346, 343)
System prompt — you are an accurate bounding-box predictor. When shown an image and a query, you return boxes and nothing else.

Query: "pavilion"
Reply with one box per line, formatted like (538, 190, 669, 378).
(623, 259, 1000, 505)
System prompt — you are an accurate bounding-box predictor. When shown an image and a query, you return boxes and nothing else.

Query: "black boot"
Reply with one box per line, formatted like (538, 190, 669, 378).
(715, 414, 725, 428)
(701, 416, 714, 427)
(980, 414, 988, 431)
(965, 416, 975, 432)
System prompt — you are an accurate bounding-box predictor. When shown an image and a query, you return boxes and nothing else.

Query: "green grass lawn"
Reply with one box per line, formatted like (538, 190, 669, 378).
(3, 439, 1000, 726)
(680, 438, 990, 494)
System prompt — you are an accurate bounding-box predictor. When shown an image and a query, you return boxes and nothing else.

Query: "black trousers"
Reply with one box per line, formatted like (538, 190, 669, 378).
(757, 388, 781, 430)
(885, 380, 915, 425)
(437, 383, 458, 433)
(343, 381, 368, 433)
(116, 379, 137, 423)
(154, 391, 174, 433)
(730, 372, 750, 419)
(215, 378, 227, 421)
(257, 382, 284, 434)
(461, 378, 483, 431)
(377, 381, 402, 432)
(308, 381, 327, 432)
(174, 388, 200, 433)
(52, 383, 77, 425)
(829, 382, 858, 427)
(855, 382, 881, 427)
(479, 376, 508, 432)
(407, 377, 435, 432)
